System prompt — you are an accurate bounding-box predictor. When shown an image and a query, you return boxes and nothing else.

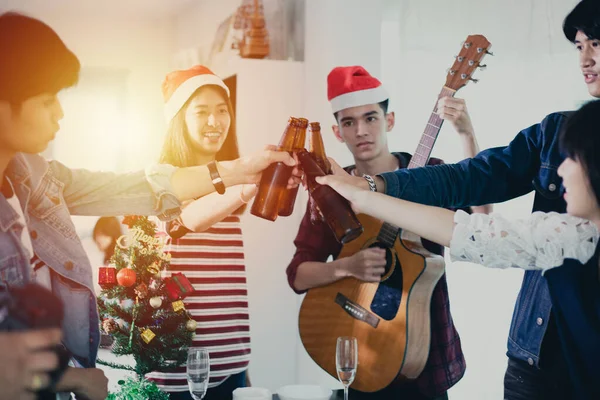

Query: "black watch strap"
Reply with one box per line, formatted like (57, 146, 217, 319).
(207, 161, 226, 194)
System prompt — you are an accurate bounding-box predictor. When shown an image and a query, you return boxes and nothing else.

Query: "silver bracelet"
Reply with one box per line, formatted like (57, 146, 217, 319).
(363, 174, 377, 192)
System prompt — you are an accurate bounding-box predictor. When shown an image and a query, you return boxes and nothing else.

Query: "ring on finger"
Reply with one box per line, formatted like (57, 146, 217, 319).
(30, 373, 44, 391)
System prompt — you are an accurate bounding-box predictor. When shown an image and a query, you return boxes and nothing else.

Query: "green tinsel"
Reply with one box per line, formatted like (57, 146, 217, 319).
(106, 377, 170, 400)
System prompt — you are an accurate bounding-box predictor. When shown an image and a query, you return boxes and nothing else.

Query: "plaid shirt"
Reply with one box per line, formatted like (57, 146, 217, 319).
(286, 152, 466, 398)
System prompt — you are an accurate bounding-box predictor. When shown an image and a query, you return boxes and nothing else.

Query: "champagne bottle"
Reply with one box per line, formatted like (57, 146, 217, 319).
(278, 117, 308, 216)
(297, 149, 363, 244)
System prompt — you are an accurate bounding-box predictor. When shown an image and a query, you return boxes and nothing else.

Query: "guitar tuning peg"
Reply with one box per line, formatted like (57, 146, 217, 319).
(478, 64, 487, 69)
(446, 68, 455, 75)
(486, 50, 494, 56)
(469, 77, 479, 83)
(455, 55, 464, 62)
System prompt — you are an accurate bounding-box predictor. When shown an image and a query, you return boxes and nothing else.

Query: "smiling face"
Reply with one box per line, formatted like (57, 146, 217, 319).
(576, 30, 600, 98)
(0, 93, 63, 155)
(183, 86, 232, 158)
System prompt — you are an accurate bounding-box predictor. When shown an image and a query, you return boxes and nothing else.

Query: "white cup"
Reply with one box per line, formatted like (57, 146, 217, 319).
(232, 387, 272, 400)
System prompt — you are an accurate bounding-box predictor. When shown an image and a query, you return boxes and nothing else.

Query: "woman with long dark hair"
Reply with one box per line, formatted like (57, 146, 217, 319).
(146, 66, 255, 400)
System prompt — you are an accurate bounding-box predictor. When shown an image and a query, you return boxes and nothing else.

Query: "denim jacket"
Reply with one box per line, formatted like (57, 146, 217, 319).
(0, 153, 181, 368)
(379, 111, 570, 368)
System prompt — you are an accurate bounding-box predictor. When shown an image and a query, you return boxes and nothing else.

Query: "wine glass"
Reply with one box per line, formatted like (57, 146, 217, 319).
(336, 336, 357, 400)
(187, 347, 210, 400)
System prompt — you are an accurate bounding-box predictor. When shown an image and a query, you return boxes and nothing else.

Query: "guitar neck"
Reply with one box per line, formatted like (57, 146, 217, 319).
(378, 86, 456, 242)
(407, 86, 456, 169)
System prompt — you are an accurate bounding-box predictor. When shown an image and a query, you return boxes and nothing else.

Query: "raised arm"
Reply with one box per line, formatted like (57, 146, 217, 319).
(437, 96, 492, 214)
(44, 147, 295, 220)
(364, 113, 569, 209)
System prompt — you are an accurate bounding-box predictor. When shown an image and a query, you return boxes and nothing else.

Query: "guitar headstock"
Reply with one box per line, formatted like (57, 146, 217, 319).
(445, 34, 492, 91)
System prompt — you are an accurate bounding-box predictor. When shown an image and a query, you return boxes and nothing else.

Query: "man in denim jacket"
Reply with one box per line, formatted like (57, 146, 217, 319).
(333, 1, 600, 399)
(0, 12, 296, 400)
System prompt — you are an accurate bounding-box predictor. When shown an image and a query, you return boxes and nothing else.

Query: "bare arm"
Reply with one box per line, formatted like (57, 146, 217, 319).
(179, 184, 256, 232)
(356, 190, 455, 247)
(316, 173, 456, 248)
(45, 148, 295, 219)
(293, 258, 350, 292)
(437, 96, 493, 214)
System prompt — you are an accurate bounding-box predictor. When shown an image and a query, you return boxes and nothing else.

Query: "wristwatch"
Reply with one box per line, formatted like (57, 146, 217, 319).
(207, 161, 226, 194)
(363, 174, 377, 192)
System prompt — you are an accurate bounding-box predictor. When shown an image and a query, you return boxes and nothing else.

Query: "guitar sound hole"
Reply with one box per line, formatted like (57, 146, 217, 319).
(368, 243, 403, 321)
(368, 242, 394, 277)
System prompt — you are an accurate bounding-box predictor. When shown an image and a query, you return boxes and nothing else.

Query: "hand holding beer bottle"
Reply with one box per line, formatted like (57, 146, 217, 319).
(297, 149, 363, 244)
(250, 117, 300, 221)
(307, 122, 329, 224)
(278, 118, 308, 217)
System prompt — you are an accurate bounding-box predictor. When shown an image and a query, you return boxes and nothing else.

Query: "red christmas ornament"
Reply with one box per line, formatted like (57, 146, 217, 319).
(116, 268, 137, 287)
(98, 265, 117, 289)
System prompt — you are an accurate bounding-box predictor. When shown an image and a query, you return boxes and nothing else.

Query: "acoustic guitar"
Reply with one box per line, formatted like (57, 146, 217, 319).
(298, 34, 492, 392)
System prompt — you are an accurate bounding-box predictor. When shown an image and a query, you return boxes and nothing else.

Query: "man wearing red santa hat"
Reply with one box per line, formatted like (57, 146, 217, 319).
(286, 65, 490, 399)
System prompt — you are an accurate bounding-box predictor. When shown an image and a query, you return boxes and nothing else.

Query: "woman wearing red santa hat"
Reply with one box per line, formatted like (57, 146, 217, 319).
(145, 65, 254, 400)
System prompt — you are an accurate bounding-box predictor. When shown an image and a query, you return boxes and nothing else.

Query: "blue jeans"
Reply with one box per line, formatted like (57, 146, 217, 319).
(167, 371, 247, 400)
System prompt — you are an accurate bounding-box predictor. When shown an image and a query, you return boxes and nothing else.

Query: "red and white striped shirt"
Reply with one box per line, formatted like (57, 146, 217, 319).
(145, 215, 251, 392)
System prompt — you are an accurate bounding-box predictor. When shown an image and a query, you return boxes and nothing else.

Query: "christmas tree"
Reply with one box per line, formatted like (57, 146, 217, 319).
(96, 215, 196, 396)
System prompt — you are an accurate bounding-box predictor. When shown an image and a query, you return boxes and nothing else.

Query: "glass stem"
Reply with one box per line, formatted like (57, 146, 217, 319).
(344, 385, 349, 400)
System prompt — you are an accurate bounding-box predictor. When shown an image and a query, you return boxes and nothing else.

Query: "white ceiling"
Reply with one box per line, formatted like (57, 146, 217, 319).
(0, 0, 199, 20)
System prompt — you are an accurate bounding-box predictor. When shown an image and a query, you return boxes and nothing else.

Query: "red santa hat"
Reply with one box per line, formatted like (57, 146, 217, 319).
(162, 65, 230, 122)
(327, 66, 388, 113)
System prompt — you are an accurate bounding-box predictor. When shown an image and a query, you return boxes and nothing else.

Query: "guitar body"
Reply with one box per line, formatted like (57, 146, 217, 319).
(298, 214, 445, 392)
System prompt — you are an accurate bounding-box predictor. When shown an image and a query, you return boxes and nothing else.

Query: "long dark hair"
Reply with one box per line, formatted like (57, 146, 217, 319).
(159, 85, 239, 167)
(560, 99, 600, 205)
(159, 84, 245, 214)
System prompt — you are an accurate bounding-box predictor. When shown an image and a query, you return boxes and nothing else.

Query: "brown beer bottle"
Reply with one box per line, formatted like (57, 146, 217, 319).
(308, 122, 330, 223)
(278, 117, 308, 216)
(250, 117, 298, 221)
(308, 122, 331, 174)
(296, 149, 363, 244)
